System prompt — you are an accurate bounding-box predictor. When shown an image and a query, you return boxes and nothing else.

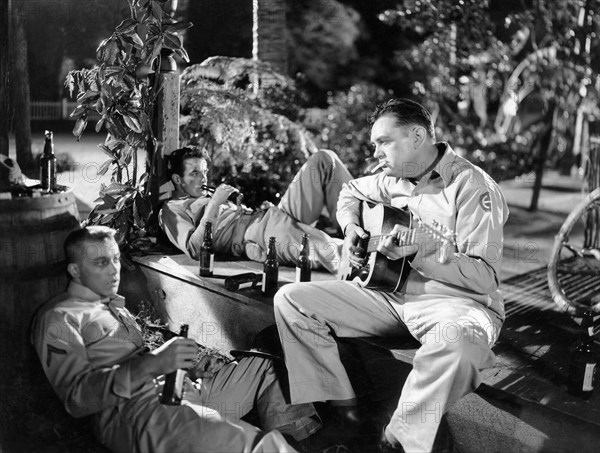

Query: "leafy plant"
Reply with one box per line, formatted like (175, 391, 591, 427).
(65, 0, 191, 245)
(304, 82, 393, 177)
(379, 0, 600, 181)
(179, 56, 318, 208)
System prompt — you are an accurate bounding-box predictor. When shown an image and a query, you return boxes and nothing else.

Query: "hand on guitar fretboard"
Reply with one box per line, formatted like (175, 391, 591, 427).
(338, 202, 457, 291)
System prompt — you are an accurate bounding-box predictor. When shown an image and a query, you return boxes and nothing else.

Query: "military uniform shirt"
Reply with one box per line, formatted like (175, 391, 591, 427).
(337, 143, 509, 320)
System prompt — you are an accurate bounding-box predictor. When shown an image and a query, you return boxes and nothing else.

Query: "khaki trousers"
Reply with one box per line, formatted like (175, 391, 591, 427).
(274, 280, 503, 453)
(244, 149, 352, 274)
(97, 356, 314, 453)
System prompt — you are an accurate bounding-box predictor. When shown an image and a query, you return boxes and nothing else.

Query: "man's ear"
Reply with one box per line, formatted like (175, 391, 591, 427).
(412, 126, 427, 148)
(172, 174, 181, 187)
(67, 263, 80, 281)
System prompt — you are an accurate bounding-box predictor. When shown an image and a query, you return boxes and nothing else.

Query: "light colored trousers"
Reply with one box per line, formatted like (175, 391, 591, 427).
(244, 149, 352, 274)
(97, 356, 317, 453)
(274, 280, 503, 453)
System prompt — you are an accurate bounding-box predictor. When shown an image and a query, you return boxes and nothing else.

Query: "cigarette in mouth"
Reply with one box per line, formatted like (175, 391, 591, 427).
(370, 162, 386, 174)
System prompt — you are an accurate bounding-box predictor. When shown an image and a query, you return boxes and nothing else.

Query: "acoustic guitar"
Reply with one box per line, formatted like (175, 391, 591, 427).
(337, 201, 456, 292)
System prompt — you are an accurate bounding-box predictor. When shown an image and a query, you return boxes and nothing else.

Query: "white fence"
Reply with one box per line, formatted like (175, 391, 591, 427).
(30, 99, 101, 121)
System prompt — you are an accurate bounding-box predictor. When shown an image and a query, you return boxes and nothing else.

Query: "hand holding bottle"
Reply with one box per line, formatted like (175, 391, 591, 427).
(150, 336, 197, 376)
(207, 183, 239, 206)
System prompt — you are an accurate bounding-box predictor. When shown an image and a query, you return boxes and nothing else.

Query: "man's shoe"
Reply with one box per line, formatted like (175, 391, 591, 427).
(378, 426, 405, 453)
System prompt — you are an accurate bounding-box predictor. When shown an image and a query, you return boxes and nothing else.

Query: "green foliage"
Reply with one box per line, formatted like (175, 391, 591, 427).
(304, 82, 393, 177)
(64, 0, 191, 245)
(179, 57, 318, 208)
(287, 0, 362, 90)
(379, 0, 600, 180)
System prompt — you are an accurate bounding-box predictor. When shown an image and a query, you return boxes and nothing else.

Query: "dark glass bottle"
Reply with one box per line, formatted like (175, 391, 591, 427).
(199, 221, 214, 277)
(296, 233, 311, 282)
(224, 272, 262, 291)
(160, 324, 189, 405)
(201, 185, 244, 204)
(262, 237, 279, 297)
(40, 130, 57, 192)
(567, 310, 597, 399)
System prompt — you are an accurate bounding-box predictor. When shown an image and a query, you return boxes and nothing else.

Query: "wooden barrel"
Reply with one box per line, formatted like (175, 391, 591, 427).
(0, 188, 80, 364)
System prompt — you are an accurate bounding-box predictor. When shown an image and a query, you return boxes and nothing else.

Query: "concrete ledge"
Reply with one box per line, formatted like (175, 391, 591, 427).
(122, 255, 600, 452)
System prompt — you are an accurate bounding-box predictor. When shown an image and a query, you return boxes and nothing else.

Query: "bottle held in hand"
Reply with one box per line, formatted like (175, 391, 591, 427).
(262, 237, 279, 297)
(202, 185, 243, 204)
(160, 324, 189, 405)
(568, 309, 597, 399)
(296, 233, 311, 282)
(40, 130, 57, 192)
(199, 221, 214, 277)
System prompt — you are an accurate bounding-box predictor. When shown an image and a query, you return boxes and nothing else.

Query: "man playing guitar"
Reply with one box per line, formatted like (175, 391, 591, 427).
(274, 98, 509, 452)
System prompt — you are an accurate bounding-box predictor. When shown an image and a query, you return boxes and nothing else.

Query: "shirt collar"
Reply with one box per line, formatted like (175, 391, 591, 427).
(67, 281, 125, 308)
(172, 189, 192, 199)
(427, 142, 457, 187)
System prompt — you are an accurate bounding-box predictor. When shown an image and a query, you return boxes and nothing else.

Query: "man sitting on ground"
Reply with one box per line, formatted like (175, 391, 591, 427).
(159, 147, 353, 274)
(31, 226, 320, 453)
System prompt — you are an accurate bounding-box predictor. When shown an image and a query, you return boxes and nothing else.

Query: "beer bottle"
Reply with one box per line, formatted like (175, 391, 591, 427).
(262, 237, 279, 297)
(40, 130, 57, 192)
(199, 221, 214, 277)
(296, 233, 311, 282)
(224, 272, 262, 292)
(567, 310, 597, 399)
(160, 324, 189, 405)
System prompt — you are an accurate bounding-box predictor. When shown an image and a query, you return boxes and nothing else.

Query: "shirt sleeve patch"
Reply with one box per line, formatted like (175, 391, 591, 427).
(479, 192, 492, 212)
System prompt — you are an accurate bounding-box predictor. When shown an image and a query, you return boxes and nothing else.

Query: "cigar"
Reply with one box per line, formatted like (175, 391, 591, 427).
(370, 162, 386, 174)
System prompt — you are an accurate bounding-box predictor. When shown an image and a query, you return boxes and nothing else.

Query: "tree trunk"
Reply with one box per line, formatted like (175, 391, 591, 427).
(252, 0, 288, 75)
(10, 1, 34, 175)
(0, 0, 9, 157)
(529, 104, 556, 212)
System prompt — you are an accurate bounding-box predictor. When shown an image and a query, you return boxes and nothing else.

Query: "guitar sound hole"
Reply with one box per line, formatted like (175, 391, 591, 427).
(354, 264, 370, 281)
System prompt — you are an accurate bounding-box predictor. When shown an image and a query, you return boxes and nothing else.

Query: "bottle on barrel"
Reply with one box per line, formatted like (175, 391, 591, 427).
(160, 324, 189, 405)
(296, 233, 311, 282)
(567, 309, 597, 399)
(262, 237, 279, 297)
(40, 130, 57, 192)
(199, 221, 214, 277)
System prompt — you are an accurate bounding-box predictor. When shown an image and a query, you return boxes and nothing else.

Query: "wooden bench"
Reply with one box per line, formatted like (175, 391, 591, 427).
(123, 254, 600, 452)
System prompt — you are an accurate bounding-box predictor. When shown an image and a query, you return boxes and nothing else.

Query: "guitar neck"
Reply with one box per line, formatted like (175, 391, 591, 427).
(361, 228, 437, 252)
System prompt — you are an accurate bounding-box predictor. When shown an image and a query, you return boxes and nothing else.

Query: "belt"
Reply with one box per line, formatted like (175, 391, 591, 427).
(230, 210, 263, 257)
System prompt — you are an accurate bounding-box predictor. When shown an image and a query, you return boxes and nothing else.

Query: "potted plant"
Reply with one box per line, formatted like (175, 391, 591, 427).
(65, 0, 191, 249)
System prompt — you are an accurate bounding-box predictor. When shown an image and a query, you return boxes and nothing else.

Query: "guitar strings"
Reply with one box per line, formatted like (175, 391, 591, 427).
(362, 227, 452, 252)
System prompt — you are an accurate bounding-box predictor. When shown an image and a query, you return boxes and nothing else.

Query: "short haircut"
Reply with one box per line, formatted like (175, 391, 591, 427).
(167, 147, 211, 180)
(369, 98, 435, 139)
(64, 226, 117, 264)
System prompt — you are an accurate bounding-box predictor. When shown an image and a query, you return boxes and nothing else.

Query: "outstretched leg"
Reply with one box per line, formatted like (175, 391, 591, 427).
(278, 149, 352, 231)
